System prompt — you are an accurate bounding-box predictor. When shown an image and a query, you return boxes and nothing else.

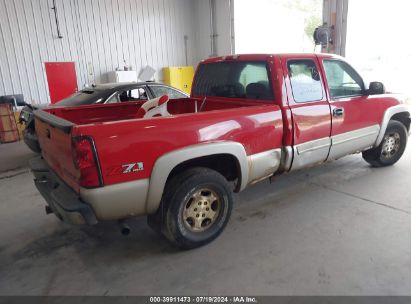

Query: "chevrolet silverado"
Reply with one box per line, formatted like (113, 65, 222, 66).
(30, 54, 410, 249)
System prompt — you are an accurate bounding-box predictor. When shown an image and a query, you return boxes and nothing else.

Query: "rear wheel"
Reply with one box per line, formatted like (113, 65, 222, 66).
(363, 120, 408, 167)
(150, 167, 233, 249)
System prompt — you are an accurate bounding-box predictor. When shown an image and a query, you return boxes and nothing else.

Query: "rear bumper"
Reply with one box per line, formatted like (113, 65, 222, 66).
(29, 157, 98, 225)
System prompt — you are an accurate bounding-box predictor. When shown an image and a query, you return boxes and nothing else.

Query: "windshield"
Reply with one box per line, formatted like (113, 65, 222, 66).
(54, 90, 104, 106)
(192, 61, 273, 100)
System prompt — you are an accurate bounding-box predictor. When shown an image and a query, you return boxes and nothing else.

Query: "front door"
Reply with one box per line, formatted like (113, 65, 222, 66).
(282, 55, 332, 171)
(319, 58, 383, 160)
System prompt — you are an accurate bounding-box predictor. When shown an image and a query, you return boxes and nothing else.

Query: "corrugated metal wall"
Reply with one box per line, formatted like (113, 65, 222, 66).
(0, 0, 196, 104)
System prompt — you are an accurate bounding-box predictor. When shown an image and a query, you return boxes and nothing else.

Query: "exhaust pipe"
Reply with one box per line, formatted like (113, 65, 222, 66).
(45, 205, 53, 215)
(119, 220, 131, 236)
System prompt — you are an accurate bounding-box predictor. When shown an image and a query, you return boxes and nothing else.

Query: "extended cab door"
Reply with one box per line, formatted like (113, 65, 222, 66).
(319, 58, 381, 160)
(281, 55, 332, 170)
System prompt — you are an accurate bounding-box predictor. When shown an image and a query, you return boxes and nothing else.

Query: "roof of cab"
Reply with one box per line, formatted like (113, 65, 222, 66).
(201, 53, 343, 64)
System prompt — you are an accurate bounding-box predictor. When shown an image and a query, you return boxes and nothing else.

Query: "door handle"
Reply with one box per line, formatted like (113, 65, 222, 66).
(333, 108, 344, 117)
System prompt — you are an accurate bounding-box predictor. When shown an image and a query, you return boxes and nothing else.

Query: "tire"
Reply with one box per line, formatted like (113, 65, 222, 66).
(150, 167, 233, 250)
(363, 120, 408, 167)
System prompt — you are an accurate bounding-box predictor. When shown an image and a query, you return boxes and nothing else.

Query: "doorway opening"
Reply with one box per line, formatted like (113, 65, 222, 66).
(234, 0, 323, 54)
(346, 1, 411, 101)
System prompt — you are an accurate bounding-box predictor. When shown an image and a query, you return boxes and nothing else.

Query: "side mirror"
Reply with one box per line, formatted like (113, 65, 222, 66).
(368, 82, 385, 95)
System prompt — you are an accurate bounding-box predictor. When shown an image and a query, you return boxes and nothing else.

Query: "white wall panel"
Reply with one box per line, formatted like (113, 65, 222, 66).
(215, 0, 233, 56)
(0, 0, 196, 104)
(192, 0, 233, 65)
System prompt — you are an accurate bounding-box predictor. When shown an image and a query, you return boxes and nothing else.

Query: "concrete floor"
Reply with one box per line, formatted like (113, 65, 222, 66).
(1, 141, 411, 296)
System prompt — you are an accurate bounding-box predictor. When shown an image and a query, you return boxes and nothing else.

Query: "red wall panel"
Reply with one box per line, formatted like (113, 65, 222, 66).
(45, 62, 78, 104)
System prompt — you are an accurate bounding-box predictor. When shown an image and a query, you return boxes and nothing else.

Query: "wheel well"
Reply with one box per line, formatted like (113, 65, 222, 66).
(391, 112, 410, 131)
(167, 154, 241, 192)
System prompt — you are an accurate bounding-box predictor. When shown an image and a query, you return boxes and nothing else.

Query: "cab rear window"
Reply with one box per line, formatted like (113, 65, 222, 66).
(193, 61, 273, 101)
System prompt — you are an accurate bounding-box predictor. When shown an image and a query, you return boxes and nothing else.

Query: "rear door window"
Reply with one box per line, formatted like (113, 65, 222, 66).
(106, 87, 149, 103)
(287, 59, 323, 103)
(150, 86, 188, 99)
(128, 88, 149, 101)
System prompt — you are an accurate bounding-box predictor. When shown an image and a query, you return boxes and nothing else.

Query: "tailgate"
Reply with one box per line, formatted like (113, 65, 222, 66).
(34, 110, 80, 193)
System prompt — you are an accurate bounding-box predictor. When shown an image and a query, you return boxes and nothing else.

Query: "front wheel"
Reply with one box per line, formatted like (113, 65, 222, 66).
(156, 167, 233, 250)
(363, 120, 408, 167)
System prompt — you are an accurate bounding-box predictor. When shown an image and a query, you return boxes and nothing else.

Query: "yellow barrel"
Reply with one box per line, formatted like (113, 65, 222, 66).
(163, 66, 195, 94)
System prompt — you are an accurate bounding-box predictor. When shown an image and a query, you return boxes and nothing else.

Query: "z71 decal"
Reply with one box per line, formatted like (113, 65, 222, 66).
(108, 162, 144, 176)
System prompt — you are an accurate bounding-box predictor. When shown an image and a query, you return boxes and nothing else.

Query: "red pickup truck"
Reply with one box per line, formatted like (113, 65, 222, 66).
(31, 54, 410, 249)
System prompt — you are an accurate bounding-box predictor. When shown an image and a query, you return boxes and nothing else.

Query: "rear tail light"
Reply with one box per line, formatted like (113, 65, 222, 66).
(72, 136, 102, 188)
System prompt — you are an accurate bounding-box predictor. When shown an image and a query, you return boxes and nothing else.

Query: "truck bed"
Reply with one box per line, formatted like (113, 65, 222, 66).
(34, 97, 284, 192)
(44, 97, 271, 126)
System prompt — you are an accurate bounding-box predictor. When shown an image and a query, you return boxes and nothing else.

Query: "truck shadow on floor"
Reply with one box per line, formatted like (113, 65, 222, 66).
(13, 217, 176, 264)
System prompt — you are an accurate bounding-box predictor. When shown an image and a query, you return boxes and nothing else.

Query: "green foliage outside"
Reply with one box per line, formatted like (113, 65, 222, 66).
(283, 0, 323, 42)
